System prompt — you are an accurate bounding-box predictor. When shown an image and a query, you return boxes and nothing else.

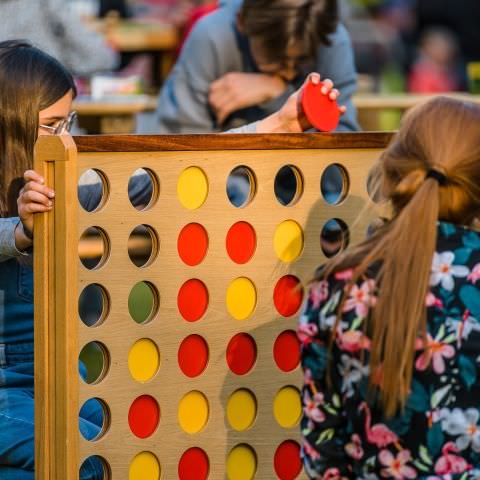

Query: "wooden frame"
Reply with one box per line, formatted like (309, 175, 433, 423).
(34, 133, 391, 480)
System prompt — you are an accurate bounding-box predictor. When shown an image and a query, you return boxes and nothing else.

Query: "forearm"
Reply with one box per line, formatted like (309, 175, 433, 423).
(0, 218, 31, 262)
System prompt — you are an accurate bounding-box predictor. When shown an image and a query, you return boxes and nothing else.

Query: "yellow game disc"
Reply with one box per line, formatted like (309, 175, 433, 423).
(273, 220, 304, 263)
(273, 386, 302, 428)
(226, 278, 257, 320)
(178, 391, 209, 434)
(177, 167, 209, 210)
(129, 451, 160, 480)
(226, 444, 257, 480)
(226, 389, 257, 431)
(128, 339, 160, 383)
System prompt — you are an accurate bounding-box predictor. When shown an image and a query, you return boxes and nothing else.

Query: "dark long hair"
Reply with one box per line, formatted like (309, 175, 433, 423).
(0, 40, 76, 217)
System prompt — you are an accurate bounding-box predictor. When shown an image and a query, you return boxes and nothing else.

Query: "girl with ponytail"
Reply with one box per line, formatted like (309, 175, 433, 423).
(300, 97, 480, 479)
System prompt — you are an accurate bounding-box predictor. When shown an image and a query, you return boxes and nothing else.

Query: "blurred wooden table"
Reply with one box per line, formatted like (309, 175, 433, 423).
(90, 18, 179, 87)
(354, 93, 480, 130)
(74, 95, 157, 134)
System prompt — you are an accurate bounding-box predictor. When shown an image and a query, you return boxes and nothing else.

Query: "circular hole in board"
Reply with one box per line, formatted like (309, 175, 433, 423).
(178, 391, 209, 434)
(320, 163, 350, 205)
(128, 338, 160, 383)
(178, 334, 209, 378)
(274, 165, 304, 206)
(78, 226, 110, 270)
(226, 444, 257, 480)
(226, 389, 257, 431)
(78, 169, 109, 213)
(273, 331, 300, 373)
(177, 223, 209, 266)
(320, 218, 350, 258)
(79, 341, 110, 384)
(78, 283, 110, 327)
(177, 166, 209, 210)
(177, 279, 209, 322)
(128, 168, 159, 211)
(274, 440, 302, 480)
(128, 281, 159, 324)
(226, 278, 257, 320)
(273, 275, 304, 317)
(129, 451, 161, 480)
(226, 333, 257, 375)
(79, 455, 111, 480)
(273, 386, 302, 429)
(226, 221, 256, 264)
(128, 395, 160, 439)
(178, 447, 209, 480)
(227, 166, 256, 208)
(127, 224, 159, 268)
(273, 220, 304, 263)
(79, 398, 110, 441)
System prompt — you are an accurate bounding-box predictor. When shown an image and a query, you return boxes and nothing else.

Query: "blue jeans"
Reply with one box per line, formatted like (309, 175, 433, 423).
(0, 343, 104, 479)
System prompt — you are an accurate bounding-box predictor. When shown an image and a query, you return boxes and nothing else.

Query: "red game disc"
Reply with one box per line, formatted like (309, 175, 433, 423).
(301, 80, 340, 132)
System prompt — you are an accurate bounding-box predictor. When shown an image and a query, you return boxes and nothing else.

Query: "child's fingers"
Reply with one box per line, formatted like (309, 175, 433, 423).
(22, 203, 52, 214)
(321, 78, 334, 94)
(329, 89, 340, 101)
(307, 72, 321, 85)
(23, 180, 55, 199)
(23, 170, 44, 184)
(339, 105, 347, 115)
(21, 190, 53, 208)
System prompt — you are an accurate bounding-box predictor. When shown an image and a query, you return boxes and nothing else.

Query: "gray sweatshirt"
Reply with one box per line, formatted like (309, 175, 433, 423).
(0, 0, 118, 76)
(157, 0, 359, 133)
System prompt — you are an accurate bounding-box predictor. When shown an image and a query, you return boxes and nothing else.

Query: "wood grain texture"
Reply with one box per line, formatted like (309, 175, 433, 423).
(34, 135, 79, 480)
(74, 132, 393, 152)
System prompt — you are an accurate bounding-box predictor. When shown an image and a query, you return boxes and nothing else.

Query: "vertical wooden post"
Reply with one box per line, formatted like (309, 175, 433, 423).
(34, 135, 79, 480)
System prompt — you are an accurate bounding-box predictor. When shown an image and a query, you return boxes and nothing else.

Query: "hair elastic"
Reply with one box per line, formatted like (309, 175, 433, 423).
(425, 169, 447, 185)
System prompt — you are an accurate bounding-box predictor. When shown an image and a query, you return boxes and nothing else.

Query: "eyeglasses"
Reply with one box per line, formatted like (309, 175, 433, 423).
(39, 111, 78, 135)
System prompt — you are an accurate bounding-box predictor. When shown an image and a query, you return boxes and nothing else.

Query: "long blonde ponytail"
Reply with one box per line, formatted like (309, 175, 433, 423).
(319, 97, 480, 416)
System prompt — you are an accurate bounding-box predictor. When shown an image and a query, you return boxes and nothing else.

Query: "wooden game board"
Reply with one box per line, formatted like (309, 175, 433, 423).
(33, 132, 392, 480)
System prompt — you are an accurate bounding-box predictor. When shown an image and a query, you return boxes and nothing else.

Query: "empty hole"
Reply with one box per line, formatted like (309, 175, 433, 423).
(79, 227, 110, 270)
(128, 281, 159, 324)
(79, 456, 111, 480)
(79, 284, 109, 327)
(78, 169, 109, 213)
(320, 164, 349, 205)
(79, 398, 110, 441)
(227, 166, 256, 208)
(320, 219, 350, 258)
(128, 225, 159, 267)
(274, 165, 303, 206)
(366, 166, 384, 203)
(128, 168, 158, 211)
(79, 341, 110, 384)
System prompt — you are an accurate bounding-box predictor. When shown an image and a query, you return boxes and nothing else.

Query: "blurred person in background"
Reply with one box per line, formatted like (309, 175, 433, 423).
(156, 0, 359, 133)
(415, 0, 480, 65)
(0, 0, 118, 77)
(408, 28, 462, 93)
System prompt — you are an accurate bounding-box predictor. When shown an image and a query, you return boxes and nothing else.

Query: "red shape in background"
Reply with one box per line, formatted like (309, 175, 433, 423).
(177, 223, 209, 266)
(178, 335, 209, 378)
(301, 80, 340, 132)
(128, 395, 160, 439)
(274, 440, 302, 480)
(178, 447, 210, 480)
(226, 221, 256, 264)
(177, 279, 209, 322)
(226, 333, 257, 375)
(273, 330, 300, 372)
(273, 275, 303, 317)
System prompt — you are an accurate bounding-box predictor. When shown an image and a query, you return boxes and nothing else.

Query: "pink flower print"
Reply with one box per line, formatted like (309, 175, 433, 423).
(360, 402, 398, 448)
(309, 280, 329, 308)
(434, 442, 471, 475)
(426, 292, 443, 309)
(323, 468, 342, 480)
(415, 333, 455, 374)
(467, 263, 480, 284)
(297, 322, 318, 346)
(379, 449, 417, 479)
(430, 251, 469, 291)
(303, 390, 325, 423)
(336, 330, 371, 353)
(345, 433, 364, 460)
(335, 268, 354, 281)
(302, 439, 321, 461)
(343, 280, 376, 318)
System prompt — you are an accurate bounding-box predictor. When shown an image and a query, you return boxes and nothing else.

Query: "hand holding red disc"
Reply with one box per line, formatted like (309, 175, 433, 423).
(301, 80, 341, 132)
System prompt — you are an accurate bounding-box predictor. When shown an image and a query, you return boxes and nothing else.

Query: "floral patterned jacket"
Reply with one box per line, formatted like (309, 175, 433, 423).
(299, 222, 480, 479)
